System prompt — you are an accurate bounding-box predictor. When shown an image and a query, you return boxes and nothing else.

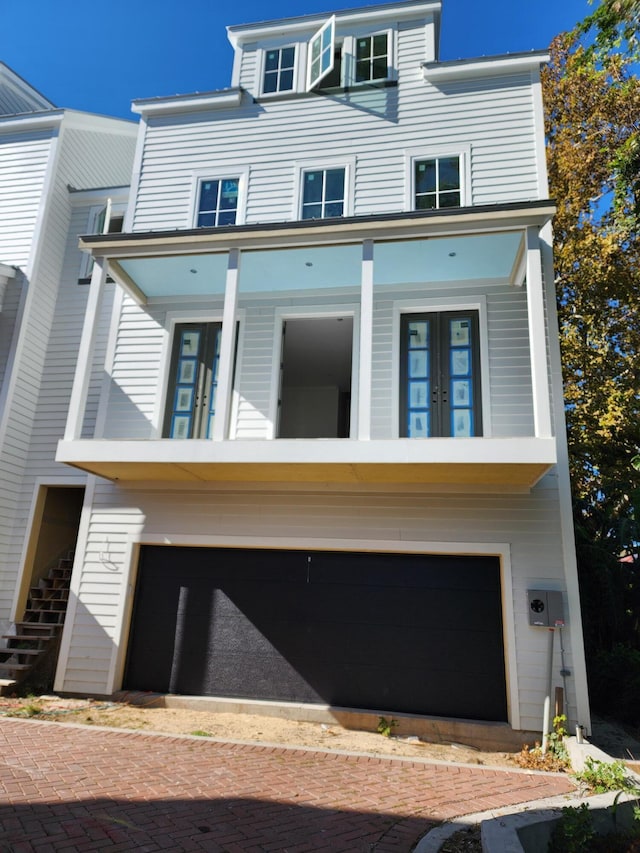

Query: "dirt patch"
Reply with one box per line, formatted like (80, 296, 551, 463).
(0, 695, 523, 767)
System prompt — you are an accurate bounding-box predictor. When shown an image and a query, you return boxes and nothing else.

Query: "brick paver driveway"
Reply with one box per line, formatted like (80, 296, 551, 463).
(0, 717, 575, 851)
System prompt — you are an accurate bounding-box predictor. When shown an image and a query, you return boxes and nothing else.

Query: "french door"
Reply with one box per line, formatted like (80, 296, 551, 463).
(400, 311, 482, 438)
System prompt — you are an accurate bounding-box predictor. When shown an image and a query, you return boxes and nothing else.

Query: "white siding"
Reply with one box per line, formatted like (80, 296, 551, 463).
(133, 19, 539, 233)
(0, 115, 136, 630)
(102, 282, 534, 441)
(0, 129, 53, 269)
(59, 479, 578, 732)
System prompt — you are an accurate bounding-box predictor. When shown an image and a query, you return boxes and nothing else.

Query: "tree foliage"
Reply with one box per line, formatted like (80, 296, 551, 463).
(542, 5, 640, 679)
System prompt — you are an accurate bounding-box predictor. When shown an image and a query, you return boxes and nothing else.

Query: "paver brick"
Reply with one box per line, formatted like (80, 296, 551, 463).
(0, 717, 574, 852)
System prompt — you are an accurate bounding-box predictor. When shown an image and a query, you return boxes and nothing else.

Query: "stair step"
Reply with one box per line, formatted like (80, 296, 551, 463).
(13, 623, 58, 636)
(0, 663, 33, 673)
(2, 635, 51, 647)
(1, 648, 42, 658)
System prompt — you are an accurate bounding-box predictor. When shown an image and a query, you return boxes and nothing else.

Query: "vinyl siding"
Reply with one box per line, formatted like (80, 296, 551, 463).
(0, 116, 136, 631)
(59, 479, 577, 732)
(101, 281, 534, 441)
(0, 129, 53, 269)
(133, 18, 540, 233)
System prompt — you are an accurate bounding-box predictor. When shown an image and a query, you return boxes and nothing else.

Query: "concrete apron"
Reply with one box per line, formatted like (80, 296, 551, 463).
(111, 690, 539, 752)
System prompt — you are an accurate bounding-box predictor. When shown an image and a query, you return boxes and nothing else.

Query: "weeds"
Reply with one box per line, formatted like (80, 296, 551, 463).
(516, 714, 570, 772)
(376, 717, 398, 738)
(574, 757, 639, 795)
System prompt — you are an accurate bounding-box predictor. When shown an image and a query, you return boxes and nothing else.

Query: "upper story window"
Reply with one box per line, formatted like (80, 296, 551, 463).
(355, 34, 389, 82)
(307, 17, 336, 90)
(301, 168, 345, 219)
(79, 199, 126, 282)
(415, 157, 461, 210)
(197, 178, 239, 227)
(263, 46, 296, 94)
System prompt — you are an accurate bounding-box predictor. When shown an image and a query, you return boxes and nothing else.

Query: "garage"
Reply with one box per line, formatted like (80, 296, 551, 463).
(124, 546, 507, 722)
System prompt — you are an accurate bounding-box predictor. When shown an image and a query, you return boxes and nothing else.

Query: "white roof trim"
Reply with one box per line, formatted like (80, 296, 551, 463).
(422, 52, 549, 82)
(0, 110, 64, 132)
(132, 89, 243, 117)
(227, 0, 440, 46)
(0, 262, 16, 281)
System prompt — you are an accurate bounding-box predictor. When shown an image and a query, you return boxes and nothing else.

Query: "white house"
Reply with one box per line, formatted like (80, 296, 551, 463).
(52, 0, 588, 745)
(0, 63, 136, 684)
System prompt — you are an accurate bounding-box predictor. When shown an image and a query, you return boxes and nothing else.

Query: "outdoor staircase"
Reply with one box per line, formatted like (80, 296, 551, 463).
(0, 553, 73, 693)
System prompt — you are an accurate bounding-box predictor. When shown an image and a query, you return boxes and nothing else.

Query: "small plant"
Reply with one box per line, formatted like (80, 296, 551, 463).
(190, 730, 212, 737)
(23, 702, 42, 717)
(548, 802, 595, 853)
(516, 714, 570, 771)
(574, 757, 638, 794)
(376, 717, 398, 738)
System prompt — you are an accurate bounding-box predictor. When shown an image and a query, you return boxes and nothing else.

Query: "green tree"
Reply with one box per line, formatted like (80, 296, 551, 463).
(542, 5, 640, 719)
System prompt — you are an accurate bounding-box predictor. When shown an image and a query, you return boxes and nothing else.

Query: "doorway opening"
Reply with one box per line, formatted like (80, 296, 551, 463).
(277, 316, 353, 438)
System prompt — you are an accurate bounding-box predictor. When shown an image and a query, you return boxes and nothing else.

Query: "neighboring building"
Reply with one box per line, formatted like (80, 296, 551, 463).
(29, 0, 587, 744)
(0, 63, 136, 682)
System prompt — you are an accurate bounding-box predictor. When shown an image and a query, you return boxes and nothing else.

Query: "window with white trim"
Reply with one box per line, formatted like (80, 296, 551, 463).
(263, 46, 296, 94)
(301, 168, 345, 219)
(196, 178, 240, 227)
(78, 200, 126, 282)
(414, 156, 461, 210)
(355, 33, 389, 82)
(307, 16, 336, 90)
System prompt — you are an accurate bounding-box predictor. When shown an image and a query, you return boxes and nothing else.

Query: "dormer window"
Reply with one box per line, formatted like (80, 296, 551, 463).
(263, 47, 296, 94)
(307, 17, 336, 90)
(355, 34, 389, 82)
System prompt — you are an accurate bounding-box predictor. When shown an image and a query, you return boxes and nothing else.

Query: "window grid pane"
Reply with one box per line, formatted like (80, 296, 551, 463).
(414, 157, 461, 210)
(263, 47, 295, 93)
(301, 168, 345, 219)
(197, 178, 239, 227)
(355, 34, 388, 82)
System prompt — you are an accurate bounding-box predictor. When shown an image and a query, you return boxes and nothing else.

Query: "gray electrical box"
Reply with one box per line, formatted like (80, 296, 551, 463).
(527, 589, 565, 627)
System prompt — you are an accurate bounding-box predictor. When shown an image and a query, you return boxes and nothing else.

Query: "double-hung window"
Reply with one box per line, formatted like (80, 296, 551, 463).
(263, 47, 296, 94)
(355, 33, 389, 82)
(301, 168, 345, 219)
(400, 311, 482, 438)
(196, 178, 240, 227)
(414, 156, 461, 210)
(163, 323, 222, 439)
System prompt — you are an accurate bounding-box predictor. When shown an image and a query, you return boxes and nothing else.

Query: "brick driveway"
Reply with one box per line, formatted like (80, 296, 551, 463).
(0, 718, 574, 852)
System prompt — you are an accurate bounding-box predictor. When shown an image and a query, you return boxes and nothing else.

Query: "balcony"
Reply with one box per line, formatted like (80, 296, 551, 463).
(57, 203, 557, 490)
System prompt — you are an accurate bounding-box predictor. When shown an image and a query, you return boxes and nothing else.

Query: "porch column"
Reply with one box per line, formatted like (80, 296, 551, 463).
(213, 248, 240, 441)
(525, 226, 553, 439)
(64, 257, 107, 441)
(358, 239, 374, 440)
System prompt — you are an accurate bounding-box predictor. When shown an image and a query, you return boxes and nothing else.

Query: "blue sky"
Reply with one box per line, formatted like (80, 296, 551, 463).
(3, 0, 592, 121)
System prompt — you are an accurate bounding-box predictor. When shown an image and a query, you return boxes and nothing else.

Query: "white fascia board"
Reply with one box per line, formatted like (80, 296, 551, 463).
(69, 186, 130, 207)
(0, 262, 16, 280)
(0, 109, 64, 133)
(57, 436, 556, 468)
(422, 52, 550, 82)
(60, 110, 138, 134)
(79, 203, 556, 258)
(227, 0, 440, 46)
(132, 89, 243, 117)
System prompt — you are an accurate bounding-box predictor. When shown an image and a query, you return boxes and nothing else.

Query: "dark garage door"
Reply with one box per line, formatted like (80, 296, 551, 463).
(124, 546, 507, 722)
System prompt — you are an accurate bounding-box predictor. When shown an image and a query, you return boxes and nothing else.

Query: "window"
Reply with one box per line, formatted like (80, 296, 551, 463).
(400, 311, 482, 438)
(414, 156, 461, 210)
(301, 168, 345, 219)
(355, 34, 388, 82)
(163, 323, 222, 439)
(196, 178, 239, 227)
(307, 16, 336, 90)
(78, 199, 126, 282)
(263, 47, 295, 94)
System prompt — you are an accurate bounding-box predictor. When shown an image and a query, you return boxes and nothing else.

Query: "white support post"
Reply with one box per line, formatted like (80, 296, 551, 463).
(64, 257, 108, 441)
(525, 227, 553, 439)
(358, 240, 374, 440)
(213, 248, 240, 441)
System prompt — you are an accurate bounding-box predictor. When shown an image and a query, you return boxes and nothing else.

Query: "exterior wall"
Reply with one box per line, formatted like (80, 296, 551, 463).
(0, 115, 136, 632)
(133, 59, 540, 232)
(56, 478, 580, 734)
(99, 279, 534, 442)
(0, 129, 53, 268)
